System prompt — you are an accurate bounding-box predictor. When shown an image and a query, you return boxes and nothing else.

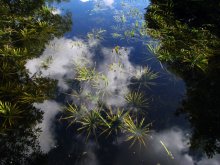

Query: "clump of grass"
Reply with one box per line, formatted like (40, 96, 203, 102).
(134, 67, 159, 89)
(112, 33, 122, 39)
(62, 105, 152, 147)
(87, 28, 106, 40)
(125, 91, 149, 109)
(77, 108, 101, 141)
(74, 65, 97, 82)
(124, 115, 151, 147)
(101, 107, 128, 137)
(61, 103, 86, 128)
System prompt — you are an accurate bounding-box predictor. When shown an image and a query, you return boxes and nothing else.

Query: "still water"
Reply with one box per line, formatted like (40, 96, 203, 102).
(1, 0, 220, 164)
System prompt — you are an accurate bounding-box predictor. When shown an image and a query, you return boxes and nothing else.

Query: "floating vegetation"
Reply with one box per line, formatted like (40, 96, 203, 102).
(74, 65, 97, 82)
(124, 115, 151, 147)
(128, 8, 142, 19)
(108, 62, 124, 72)
(125, 92, 149, 109)
(146, 42, 161, 55)
(61, 103, 85, 127)
(110, 3, 149, 43)
(124, 29, 135, 38)
(112, 33, 122, 39)
(134, 67, 159, 89)
(101, 107, 128, 137)
(77, 108, 101, 141)
(114, 46, 121, 55)
(114, 14, 127, 23)
(87, 28, 106, 40)
(62, 105, 151, 146)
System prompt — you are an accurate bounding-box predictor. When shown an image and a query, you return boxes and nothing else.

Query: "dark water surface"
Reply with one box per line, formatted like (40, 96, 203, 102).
(1, 0, 220, 165)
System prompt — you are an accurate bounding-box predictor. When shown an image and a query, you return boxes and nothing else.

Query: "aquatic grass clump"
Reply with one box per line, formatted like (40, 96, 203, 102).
(134, 67, 159, 89)
(124, 115, 151, 147)
(61, 103, 86, 128)
(62, 105, 152, 147)
(100, 107, 128, 137)
(74, 65, 97, 82)
(87, 28, 106, 40)
(77, 108, 102, 141)
(125, 91, 149, 109)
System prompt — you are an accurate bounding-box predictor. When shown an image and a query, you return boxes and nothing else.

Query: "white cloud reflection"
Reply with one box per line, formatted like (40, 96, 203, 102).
(26, 36, 144, 109)
(80, 0, 114, 7)
(115, 128, 220, 165)
(26, 35, 147, 152)
(34, 100, 62, 153)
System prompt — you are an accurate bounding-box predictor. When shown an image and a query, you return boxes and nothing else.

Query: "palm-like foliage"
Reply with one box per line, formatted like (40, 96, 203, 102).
(101, 107, 128, 137)
(135, 67, 159, 89)
(61, 103, 86, 127)
(62, 105, 152, 147)
(123, 115, 151, 147)
(0, 101, 23, 127)
(125, 91, 149, 109)
(75, 65, 97, 82)
(77, 109, 101, 142)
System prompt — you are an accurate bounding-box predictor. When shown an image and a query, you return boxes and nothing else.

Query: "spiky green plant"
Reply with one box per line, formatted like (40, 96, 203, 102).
(87, 28, 106, 40)
(125, 91, 149, 109)
(135, 67, 159, 89)
(123, 115, 151, 147)
(61, 103, 86, 128)
(75, 65, 97, 82)
(0, 101, 23, 127)
(101, 107, 128, 137)
(77, 109, 102, 142)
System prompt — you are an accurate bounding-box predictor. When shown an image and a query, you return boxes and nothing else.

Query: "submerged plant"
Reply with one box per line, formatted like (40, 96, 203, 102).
(75, 65, 97, 82)
(77, 109, 102, 141)
(125, 91, 149, 109)
(112, 33, 122, 39)
(114, 14, 127, 23)
(61, 103, 86, 127)
(123, 115, 151, 147)
(62, 103, 153, 147)
(101, 107, 128, 137)
(134, 67, 159, 89)
(87, 28, 106, 40)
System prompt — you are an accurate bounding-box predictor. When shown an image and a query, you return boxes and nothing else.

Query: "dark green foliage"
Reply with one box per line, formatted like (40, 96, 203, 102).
(0, 0, 71, 164)
(62, 104, 151, 147)
(146, 0, 220, 158)
(145, 0, 220, 71)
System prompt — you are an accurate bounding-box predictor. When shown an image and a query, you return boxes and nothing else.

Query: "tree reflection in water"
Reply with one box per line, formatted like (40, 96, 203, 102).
(0, 0, 71, 164)
(145, 0, 220, 158)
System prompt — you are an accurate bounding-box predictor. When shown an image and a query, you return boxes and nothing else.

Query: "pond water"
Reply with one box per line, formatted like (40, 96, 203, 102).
(1, 0, 220, 165)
